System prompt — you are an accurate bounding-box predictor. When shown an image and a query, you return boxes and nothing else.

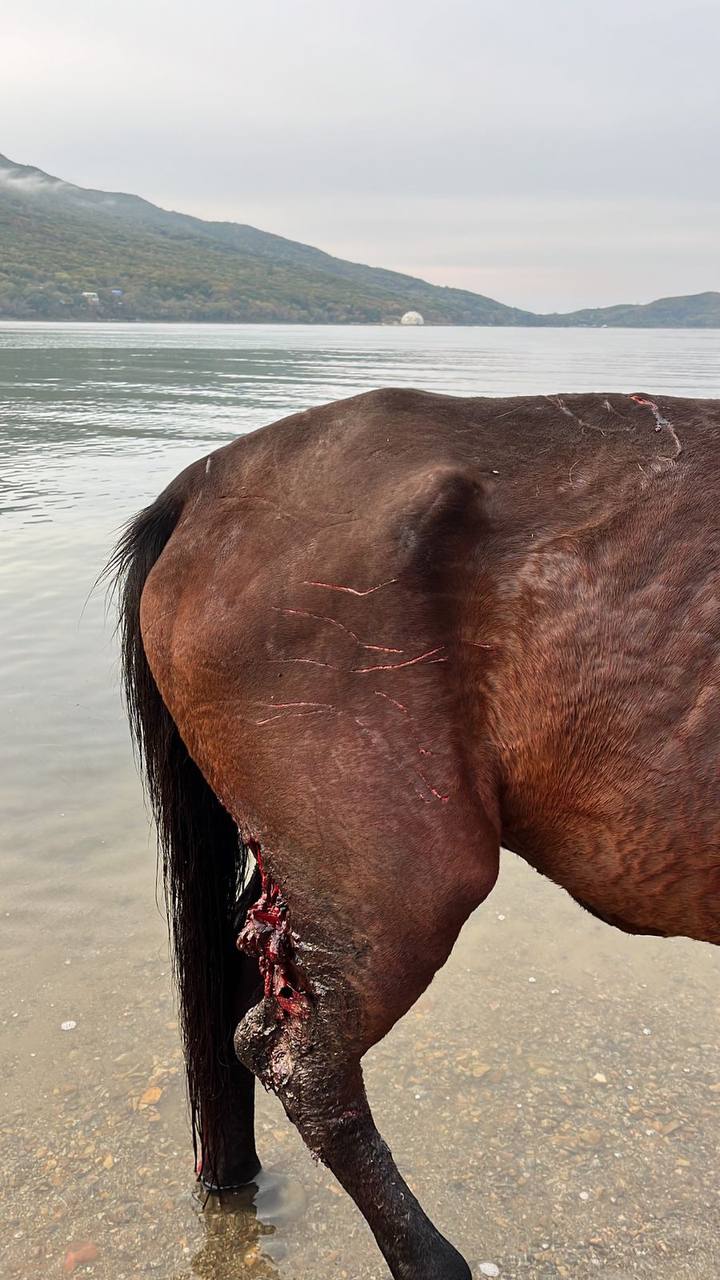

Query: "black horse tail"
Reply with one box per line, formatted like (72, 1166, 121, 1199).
(108, 478, 258, 1187)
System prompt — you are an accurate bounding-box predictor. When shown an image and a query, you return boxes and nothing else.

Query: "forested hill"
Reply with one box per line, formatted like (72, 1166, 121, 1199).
(1, 152, 718, 326)
(0, 153, 533, 324)
(543, 291, 720, 328)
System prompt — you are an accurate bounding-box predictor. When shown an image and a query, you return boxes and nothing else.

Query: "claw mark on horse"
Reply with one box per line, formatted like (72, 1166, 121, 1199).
(257, 700, 334, 711)
(254, 709, 333, 725)
(353, 645, 446, 674)
(602, 398, 624, 416)
(423, 780, 449, 803)
(372, 689, 444, 782)
(303, 578, 398, 596)
(352, 717, 448, 803)
(546, 394, 607, 437)
(276, 656, 341, 670)
(374, 689, 433, 755)
(630, 394, 683, 460)
(374, 691, 410, 715)
(253, 699, 335, 725)
(271, 645, 445, 676)
(237, 844, 311, 1020)
(274, 606, 404, 653)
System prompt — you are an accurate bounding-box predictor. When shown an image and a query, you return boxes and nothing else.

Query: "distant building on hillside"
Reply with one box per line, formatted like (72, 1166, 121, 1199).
(400, 310, 424, 326)
(82, 291, 100, 306)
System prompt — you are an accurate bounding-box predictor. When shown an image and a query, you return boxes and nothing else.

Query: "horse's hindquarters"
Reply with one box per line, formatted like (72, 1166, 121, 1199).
(137, 420, 504, 1280)
(140, 441, 501, 1045)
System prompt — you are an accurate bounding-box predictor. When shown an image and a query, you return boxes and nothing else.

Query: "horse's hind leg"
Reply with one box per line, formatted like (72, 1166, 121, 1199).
(240, 1012, 466, 1280)
(234, 836, 498, 1280)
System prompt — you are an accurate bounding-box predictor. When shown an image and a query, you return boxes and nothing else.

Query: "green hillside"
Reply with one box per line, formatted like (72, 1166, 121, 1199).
(0, 153, 534, 324)
(1, 152, 718, 326)
(544, 291, 720, 328)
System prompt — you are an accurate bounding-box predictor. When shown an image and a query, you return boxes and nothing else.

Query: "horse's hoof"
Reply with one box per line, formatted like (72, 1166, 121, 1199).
(200, 1168, 308, 1227)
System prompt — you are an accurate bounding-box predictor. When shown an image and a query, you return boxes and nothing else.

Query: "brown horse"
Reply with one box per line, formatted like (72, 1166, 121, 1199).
(112, 388, 720, 1280)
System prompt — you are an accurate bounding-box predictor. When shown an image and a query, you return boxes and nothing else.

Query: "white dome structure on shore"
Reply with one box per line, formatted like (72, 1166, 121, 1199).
(400, 310, 424, 326)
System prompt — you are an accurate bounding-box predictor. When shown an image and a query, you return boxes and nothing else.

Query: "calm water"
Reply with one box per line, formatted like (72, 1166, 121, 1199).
(2, 322, 720, 1280)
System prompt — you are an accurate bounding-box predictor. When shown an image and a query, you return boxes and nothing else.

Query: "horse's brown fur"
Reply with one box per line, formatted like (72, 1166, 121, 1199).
(118, 388, 720, 1279)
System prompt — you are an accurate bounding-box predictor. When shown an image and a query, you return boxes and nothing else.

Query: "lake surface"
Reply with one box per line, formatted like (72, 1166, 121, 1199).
(2, 322, 720, 1280)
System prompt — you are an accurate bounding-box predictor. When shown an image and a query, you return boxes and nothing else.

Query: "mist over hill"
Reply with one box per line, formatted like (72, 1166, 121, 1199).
(1, 153, 718, 327)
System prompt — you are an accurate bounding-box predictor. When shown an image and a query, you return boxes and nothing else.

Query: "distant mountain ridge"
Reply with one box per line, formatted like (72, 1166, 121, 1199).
(543, 291, 720, 328)
(1, 152, 718, 326)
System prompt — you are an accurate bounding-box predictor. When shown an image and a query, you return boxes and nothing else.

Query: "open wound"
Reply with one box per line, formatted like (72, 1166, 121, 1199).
(237, 844, 311, 1020)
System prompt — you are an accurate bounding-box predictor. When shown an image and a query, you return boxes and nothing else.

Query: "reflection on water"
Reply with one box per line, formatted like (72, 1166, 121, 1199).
(1, 322, 720, 1279)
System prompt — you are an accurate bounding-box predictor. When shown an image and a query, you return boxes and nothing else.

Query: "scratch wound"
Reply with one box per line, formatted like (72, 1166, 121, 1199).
(275, 657, 340, 670)
(630, 394, 682, 460)
(351, 718, 447, 803)
(254, 700, 335, 723)
(374, 690, 434, 756)
(414, 762, 449, 803)
(546, 394, 606, 437)
(303, 578, 398, 597)
(257, 700, 334, 710)
(254, 709, 331, 725)
(274, 606, 403, 653)
(353, 645, 446, 674)
(374, 691, 410, 714)
(426, 783, 449, 803)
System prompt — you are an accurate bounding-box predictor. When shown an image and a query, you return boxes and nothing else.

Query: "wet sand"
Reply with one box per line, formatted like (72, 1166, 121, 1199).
(3, 852, 720, 1280)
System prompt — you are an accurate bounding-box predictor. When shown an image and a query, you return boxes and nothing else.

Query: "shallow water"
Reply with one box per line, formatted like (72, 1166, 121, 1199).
(2, 322, 720, 1280)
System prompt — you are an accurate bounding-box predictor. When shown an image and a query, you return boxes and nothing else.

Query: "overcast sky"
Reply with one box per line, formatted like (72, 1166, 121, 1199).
(3, 0, 719, 311)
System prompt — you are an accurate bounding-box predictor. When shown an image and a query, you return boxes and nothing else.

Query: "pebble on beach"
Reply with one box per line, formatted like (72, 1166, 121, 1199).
(63, 1241, 99, 1273)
